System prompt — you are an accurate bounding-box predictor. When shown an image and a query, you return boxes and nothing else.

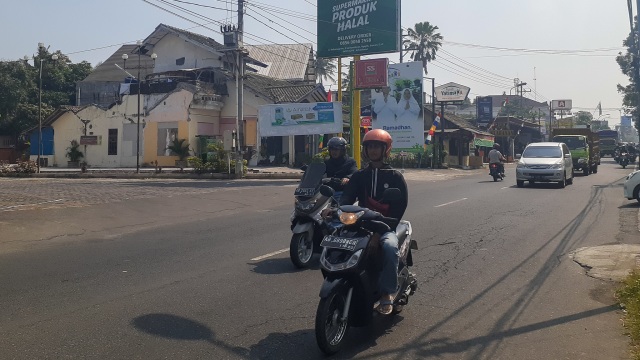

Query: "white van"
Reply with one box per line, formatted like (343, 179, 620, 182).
(516, 142, 574, 188)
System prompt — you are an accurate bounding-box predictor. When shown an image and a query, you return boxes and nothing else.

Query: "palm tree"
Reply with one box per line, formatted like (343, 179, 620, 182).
(314, 57, 337, 85)
(404, 22, 443, 74)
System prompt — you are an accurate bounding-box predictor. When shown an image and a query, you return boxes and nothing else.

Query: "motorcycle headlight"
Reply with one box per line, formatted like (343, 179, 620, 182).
(295, 198, 317, 211)
(338, 210, 364, 225)
(320, 249, 363, 271)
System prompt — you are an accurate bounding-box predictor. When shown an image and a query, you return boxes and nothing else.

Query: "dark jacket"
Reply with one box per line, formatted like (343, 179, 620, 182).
(324, 156, 357, 191)
(340, 163, 408, 222)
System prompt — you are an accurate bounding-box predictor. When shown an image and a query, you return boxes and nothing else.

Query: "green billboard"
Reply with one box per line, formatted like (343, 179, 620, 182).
(317, 0, 401, 58)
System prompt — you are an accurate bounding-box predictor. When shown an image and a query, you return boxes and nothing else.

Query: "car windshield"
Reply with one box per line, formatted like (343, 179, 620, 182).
(553, 136, 585, 150)
(601, 139, 617, 146)
(522, 146, 562, 158)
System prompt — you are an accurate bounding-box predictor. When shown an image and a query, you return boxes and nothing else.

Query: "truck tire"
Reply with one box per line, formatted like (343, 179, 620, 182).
(592, 165, 598, 174)
(583, 167, 589, 176)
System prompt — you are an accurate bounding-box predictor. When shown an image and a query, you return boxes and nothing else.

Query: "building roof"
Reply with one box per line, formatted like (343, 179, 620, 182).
(244, 73, 325, 103)
(24, 105, 95, 134)
(145, 24, 226, 52)
(488, 95, 548, 109)
(245, 43, 313, 81)
(81, 45, 155, 82)
(424, 107, 493, 136)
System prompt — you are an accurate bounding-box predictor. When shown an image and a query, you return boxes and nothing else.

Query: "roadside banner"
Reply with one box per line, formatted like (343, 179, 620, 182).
(362, 61, 424, 152)
(258, 102, 343, 136)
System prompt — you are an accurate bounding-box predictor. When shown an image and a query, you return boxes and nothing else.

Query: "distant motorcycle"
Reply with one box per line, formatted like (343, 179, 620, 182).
(620, 152, 630, 169)
(489, 163, 504, 182)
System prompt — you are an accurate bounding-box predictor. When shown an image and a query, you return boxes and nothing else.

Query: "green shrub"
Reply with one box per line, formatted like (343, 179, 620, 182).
(617, 270, 640, 359)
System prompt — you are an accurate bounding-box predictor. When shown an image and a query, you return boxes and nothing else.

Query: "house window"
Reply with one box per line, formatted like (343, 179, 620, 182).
(108, 129, 118, 155)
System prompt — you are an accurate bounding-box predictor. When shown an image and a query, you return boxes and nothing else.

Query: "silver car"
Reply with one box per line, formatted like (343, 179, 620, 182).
(516, 142, 574, 188)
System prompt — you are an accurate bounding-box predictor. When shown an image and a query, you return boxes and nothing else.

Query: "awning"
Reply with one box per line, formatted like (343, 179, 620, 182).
(474, 138, 494, 147)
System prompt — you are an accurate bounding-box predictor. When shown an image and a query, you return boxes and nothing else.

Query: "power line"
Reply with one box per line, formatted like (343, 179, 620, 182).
(439, 49, 512, 80)
(246, 2, 316, 37)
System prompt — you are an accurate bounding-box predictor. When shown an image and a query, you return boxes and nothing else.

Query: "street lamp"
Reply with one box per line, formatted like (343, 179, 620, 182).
(122, 41, 156, 173)
(36, 43, 58, 173)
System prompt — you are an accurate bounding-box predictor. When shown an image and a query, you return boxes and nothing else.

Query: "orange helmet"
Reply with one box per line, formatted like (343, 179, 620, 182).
(362, 129, 393, 157)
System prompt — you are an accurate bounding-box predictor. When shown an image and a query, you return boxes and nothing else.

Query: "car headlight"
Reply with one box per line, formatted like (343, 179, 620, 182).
(516, 162, 526, 169)
(550, 162, 564, 169)
(338, 210, 364, 225)
(628, 171, 640, 180)
(577, 158, 587, 164)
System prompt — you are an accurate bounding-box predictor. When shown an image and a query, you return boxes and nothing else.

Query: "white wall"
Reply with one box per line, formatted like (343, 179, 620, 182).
(152, 34, 224, 73)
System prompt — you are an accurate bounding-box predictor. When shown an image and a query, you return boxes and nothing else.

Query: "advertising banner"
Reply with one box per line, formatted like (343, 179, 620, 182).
(354, 58, 389, 89)
(551, 99, 572, 111)
(317, 0, 401, 57)
(476, 96, 493, 128)
(621, 115, 633, 127)
(435, 82, 470, 103)
(258, 102, 343, 137)
(360, 61, 424, 152)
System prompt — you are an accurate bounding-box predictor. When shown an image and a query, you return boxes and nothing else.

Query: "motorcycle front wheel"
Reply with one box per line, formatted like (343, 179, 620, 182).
(315, 287, 350, 355)
(289, 231, 313, 268)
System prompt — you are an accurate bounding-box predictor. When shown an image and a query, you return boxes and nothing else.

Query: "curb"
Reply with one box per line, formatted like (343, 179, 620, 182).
(0, 172, 304, 180)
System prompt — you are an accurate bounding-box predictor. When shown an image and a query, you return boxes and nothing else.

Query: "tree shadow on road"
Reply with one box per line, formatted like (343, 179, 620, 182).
(131, 313, 249, 358)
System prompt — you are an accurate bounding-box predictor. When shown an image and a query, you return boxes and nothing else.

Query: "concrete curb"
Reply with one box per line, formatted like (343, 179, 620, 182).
(0, 172, 304, 180)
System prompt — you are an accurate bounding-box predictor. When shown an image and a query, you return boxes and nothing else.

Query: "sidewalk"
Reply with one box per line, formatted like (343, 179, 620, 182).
(1, 164, 493, 180)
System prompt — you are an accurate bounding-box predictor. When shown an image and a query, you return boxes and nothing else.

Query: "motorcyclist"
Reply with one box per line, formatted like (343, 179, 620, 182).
(338, 129, 408, 315)
(488, 143, 507, 176)
(324, 137, 357, 195)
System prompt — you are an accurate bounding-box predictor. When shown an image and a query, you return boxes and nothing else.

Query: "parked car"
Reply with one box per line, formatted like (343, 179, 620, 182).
(623, 170, 640, 203)
(516, 142, 574, 188)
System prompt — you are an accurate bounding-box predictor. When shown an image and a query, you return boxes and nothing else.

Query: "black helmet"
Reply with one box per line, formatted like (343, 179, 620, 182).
(327, 137, 347, 150)
(493, 143, 501, 149)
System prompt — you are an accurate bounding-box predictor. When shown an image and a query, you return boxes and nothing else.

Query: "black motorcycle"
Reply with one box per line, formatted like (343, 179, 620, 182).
(489, 163, 504, 182)
(314, 186, 418, 355)
(620, 152, 630, 169)
(290, 163, 340, 268)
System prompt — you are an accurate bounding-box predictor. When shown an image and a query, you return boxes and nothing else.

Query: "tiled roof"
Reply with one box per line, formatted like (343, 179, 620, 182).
(244, 73, 325, 103)
(81, 45, 155, 82)
(151, 24, 225, 51)
(245, 43, 313, 81)
(488, 95, 548, 108)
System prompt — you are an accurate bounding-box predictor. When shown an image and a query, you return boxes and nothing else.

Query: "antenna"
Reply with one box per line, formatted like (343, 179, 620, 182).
(533, 67, 537, 101)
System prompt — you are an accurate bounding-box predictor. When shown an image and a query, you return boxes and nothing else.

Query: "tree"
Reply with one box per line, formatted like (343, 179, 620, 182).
(314, 57, 337, 85)
(573, 111, 593, 126)
(0, 45, 92, 138)
(404, 21, 443, 74)
(616, 26, 640, 132)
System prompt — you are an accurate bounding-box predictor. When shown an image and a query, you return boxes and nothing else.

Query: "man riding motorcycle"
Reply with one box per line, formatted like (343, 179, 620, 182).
(336, 129, 409, 315)
(324, 137, 357, 197)
(488, 143, 507, 176)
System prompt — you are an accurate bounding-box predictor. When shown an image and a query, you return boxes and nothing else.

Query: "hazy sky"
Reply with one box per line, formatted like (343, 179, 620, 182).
(0, 0, 632, 124)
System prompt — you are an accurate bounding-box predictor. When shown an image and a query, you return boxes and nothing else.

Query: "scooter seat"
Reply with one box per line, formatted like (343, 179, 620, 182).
(396, 221, 410, 247)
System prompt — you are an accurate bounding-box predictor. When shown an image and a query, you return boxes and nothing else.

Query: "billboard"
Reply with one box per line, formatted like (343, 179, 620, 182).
(434, 82, 470, 102)
(476, 96, 493, 127)
(317, 0, 401, 57)
(354, 58, 388, 89)
(361, 61, 424, 152)
(551, 99, 572, 111)
(258, 102, 343, 136)
(621, 115, 633, 127)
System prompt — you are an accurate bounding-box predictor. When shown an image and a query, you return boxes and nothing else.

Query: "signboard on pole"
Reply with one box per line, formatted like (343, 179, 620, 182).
(434, 82, 470, 103)
(476, 96, 493, 128)
(258, 102, 343, 136)
(80, 135, 100, 145)
(317, 0, 401, 57)
(363, 61, 424, 152)
(551, 99, 572, 111)
(354, 58, 389, 89)
(621, 115, 633, 127)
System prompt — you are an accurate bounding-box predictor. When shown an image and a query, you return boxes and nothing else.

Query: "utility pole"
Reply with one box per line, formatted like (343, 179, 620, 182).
(236, 0, 245, 177)
(636, 0, 640, 143)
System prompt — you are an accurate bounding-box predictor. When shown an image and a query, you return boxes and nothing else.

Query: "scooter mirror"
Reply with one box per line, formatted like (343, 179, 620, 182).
(319, 185, 334, 197)
(381, 188, 401, 203)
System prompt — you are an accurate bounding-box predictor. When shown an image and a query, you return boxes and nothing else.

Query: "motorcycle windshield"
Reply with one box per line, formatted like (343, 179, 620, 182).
(295, 163, 326, 197)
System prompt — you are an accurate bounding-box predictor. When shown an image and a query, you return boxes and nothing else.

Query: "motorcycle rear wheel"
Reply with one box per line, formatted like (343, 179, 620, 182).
(290, 232, 313, 268)
(315, 288, 349, 355)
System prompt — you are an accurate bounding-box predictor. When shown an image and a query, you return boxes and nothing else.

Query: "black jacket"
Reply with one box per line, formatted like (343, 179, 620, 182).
(324, 156, 357, 191)
(340, 163, 408, 221)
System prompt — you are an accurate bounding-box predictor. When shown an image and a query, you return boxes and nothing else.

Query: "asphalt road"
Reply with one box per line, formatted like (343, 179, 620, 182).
(0, 160, 637, 359)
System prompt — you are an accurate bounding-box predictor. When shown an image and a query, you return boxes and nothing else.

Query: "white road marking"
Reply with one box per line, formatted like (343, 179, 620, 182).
(251, 248, 288, 261)
(434, 198, 468, 208)
(0, 199, 64, 211)
(501, 186, 509, 190)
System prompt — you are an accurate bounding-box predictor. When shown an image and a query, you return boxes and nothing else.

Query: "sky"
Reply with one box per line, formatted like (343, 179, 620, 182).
(0, 0, 633, 125)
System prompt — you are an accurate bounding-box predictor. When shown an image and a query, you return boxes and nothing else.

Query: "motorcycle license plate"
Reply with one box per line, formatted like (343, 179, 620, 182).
(294, 187, 315, 196)
(321, 235, 359, 251)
